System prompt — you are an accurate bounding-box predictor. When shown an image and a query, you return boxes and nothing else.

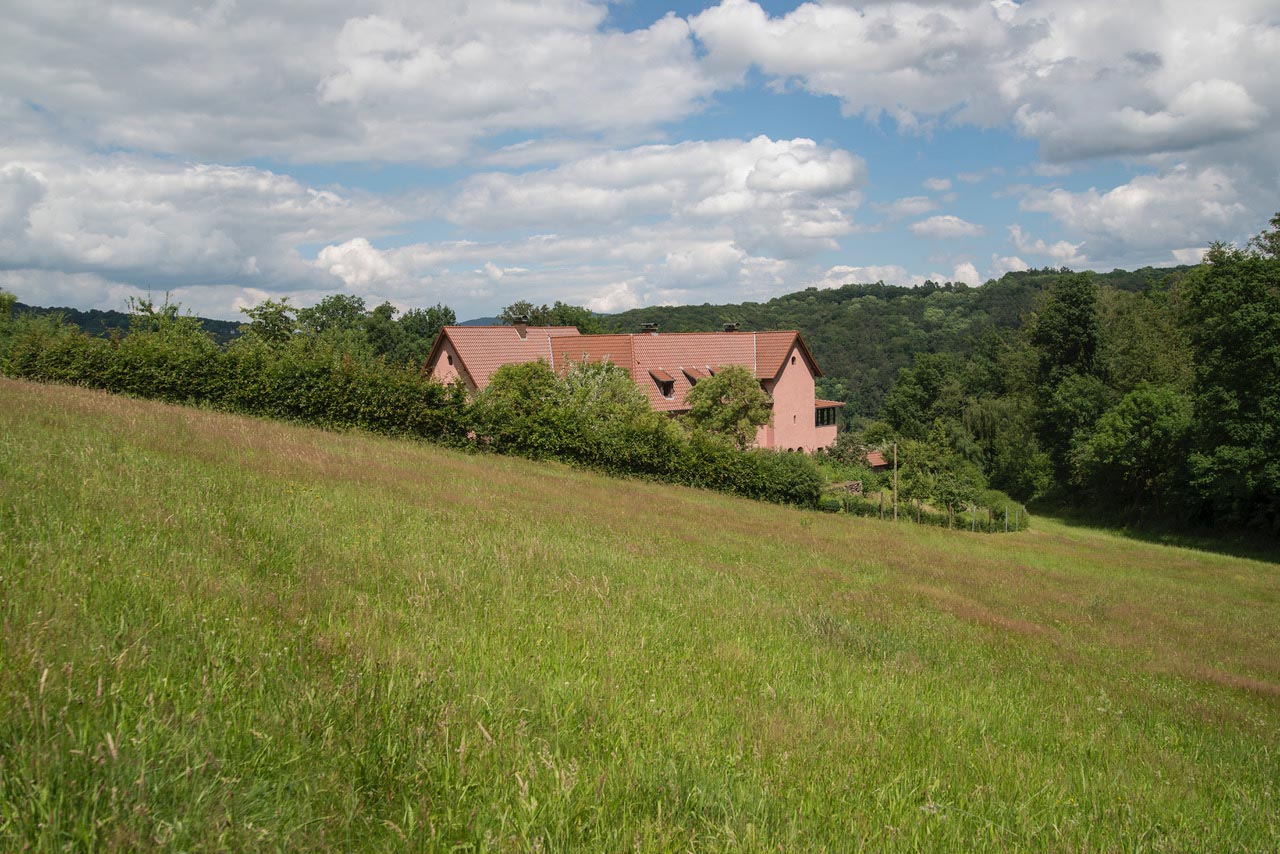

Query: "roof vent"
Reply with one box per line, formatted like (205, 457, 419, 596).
(722, 322, 740, 332)
(639, 322, 658, 334)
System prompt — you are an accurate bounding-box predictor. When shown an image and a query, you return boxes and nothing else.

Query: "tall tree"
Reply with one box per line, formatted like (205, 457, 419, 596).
(296, 294, 367, 335)
(401, 304, 455, 345)
(1029, 272, 1101, 387)
(239, 298, 296, 346)
(880, 352, 965, 440)
(1073, 384, 1192, 514)
(1182, 216, 1280, 531)
(1097, 287, 1193, 394)
(1028, 273, 1105, 479)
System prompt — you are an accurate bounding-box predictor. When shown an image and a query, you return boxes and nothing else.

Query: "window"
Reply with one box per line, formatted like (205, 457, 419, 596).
(815, 407, 837, 427)
(791, 355, 796, 365)
(447, 354, 453, 365)
(649, 368, 676, 399)
(683, 367, 710, 386)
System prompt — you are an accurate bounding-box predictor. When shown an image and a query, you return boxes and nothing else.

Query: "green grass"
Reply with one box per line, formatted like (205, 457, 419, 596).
(1, 377, 1277, 851)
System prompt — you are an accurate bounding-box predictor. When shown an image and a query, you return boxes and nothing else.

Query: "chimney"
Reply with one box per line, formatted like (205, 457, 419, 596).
(722, 322, 740, 332)
(513, 314, 529, 338)
(639, 322, 658, 335)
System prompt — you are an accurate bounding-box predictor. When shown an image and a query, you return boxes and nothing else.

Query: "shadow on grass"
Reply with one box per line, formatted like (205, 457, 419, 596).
(1031, 501, 1280, 565)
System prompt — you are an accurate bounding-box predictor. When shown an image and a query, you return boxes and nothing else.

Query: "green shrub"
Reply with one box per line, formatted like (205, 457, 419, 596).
(818, 495, 843, 513)
(3, 315, 111, 386)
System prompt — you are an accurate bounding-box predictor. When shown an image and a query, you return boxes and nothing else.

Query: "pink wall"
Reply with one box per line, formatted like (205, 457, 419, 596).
(753, 344, 840, 453)
(428, 339, 471, 389)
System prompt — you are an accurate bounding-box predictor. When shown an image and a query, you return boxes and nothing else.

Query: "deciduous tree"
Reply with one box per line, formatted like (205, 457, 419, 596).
(684, 365, 772, 450)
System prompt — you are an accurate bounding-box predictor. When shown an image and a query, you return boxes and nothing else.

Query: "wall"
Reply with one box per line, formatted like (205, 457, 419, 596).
(427, 338, 471, 389)
(762, 343, 820, 452)
(815, 422, 838, 449)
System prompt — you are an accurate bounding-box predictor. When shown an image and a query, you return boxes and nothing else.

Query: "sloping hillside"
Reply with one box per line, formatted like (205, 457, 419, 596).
(1, 378, 1276, 850)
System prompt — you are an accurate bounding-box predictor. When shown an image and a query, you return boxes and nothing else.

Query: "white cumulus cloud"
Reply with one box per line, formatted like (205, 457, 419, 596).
(1020, 165, 1249, 263)
(0, 147, 403, 289)
(0, 0, 718, 165)
(909, 215, 984, 239)
(873, 195, 938, 221)
(1008, 224, 1089, 268)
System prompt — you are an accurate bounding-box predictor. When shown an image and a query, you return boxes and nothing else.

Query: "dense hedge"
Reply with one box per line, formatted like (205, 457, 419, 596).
(467, 360, 823, 506)
(0, 302, 820, 508)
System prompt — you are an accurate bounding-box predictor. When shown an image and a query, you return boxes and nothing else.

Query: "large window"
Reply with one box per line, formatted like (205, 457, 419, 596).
(815, 407, 838, 427)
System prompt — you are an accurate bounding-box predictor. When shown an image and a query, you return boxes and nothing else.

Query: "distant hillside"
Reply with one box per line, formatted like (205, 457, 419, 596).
(458, 315, 501, 326)
(14, 301, 242, 345)
(601, 266, 1196, 418)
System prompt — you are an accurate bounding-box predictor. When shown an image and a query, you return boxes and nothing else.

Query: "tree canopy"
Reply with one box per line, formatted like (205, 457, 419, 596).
(683, 365, 773, 450)
(499, 300, 602, 334)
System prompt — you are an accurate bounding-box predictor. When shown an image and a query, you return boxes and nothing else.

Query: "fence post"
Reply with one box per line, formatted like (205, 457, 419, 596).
(1004, 505, 1008, 533)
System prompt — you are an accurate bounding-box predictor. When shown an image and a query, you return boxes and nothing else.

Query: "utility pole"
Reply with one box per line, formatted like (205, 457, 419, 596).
(892, 443, 898, 522)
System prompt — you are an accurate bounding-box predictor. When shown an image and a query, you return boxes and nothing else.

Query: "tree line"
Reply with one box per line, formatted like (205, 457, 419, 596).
(855, 215, 1279, 534)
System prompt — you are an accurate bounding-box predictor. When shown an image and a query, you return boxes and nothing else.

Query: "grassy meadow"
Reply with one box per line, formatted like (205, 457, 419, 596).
(1, 377, 1277, 851)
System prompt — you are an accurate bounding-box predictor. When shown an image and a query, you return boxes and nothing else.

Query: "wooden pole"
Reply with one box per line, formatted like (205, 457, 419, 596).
(892, 443, 898, 522)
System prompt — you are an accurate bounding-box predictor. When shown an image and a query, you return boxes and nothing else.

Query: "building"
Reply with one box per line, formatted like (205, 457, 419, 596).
(426, 322, 842, 452)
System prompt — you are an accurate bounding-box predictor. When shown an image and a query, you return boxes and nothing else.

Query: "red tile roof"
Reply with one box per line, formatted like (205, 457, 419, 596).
(866, 451, 889, 468)
(428, 325, 581, 390)
(551, 335, 634, 373)
(814, 398, 846, 408)
(432, 326, 826, 413)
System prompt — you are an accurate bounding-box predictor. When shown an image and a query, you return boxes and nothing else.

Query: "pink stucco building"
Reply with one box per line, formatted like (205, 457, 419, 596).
(425, 323, 842, 452)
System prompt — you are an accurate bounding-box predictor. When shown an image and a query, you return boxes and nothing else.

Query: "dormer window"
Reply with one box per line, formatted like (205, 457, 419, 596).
(683, 366, 711, 386)
(649, 368, 676, 399)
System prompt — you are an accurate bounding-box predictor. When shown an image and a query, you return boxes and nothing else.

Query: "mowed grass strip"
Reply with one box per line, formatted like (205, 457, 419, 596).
(0, 377, 1277, 851)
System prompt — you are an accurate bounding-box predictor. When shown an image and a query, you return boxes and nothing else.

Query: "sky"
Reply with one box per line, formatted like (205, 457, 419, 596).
(2, 0, 1277, 321)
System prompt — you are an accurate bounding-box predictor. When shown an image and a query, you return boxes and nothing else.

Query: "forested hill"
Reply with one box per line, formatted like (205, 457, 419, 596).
(14, 302, 242, 345)
(600, 266, 1196, 418)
